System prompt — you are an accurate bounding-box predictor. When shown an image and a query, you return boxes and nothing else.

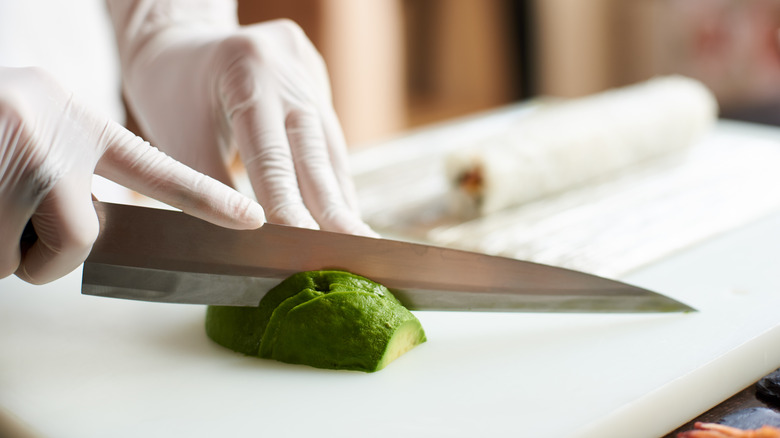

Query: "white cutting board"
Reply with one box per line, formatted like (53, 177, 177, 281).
(5, 114, 780, 438)
(2, 206, 780, 438)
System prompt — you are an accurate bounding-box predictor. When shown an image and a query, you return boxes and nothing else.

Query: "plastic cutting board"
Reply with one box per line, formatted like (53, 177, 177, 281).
(2, 205, 780, 438)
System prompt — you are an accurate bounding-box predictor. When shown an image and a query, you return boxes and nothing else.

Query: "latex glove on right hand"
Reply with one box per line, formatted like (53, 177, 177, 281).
(106, 0, 375, 236)
(0, 66, 264, 284)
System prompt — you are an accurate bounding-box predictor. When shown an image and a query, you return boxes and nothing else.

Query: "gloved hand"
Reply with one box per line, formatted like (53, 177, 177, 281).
(106, 0, 375, 236)
(0, 66, 264, 284)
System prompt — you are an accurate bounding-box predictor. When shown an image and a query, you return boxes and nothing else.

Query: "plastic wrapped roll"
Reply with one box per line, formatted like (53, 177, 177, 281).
(445, 76, 718, 217)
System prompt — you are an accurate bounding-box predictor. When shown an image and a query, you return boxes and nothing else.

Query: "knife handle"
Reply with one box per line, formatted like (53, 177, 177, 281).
(20, 220, 38, 253)
(20, 196, 98, 253)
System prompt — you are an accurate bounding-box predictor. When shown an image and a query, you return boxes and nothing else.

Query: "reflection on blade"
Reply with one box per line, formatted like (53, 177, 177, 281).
(81, 202, 695, 312)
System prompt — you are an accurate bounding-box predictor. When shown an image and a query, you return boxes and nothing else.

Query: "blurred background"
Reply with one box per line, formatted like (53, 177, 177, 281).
(238, 0, 780, 147)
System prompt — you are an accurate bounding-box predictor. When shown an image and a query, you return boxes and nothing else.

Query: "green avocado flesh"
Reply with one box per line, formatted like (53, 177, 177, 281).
(205, 270, 426, 372)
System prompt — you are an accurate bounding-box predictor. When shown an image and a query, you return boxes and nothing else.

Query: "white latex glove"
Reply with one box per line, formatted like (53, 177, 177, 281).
(0, 66, 264, 284)
(106, 0, 375, 236)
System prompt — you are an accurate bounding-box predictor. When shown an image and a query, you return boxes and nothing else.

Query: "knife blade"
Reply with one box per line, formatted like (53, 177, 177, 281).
(80, 201, 694, 313)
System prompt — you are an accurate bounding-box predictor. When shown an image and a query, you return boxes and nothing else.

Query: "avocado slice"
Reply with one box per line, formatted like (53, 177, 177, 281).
(205, 271, 426, 372)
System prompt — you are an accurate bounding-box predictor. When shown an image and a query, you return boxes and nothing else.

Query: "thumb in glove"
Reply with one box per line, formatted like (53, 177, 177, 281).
(0, 66, 264, 284)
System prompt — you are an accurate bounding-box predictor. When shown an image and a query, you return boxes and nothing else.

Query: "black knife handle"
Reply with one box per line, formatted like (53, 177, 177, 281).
(20, 220, 38, 253)
(20, 197, 99, 253)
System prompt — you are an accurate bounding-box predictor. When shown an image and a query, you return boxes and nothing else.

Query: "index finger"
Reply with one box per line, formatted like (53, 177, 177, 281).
(94, 119, 265, 230)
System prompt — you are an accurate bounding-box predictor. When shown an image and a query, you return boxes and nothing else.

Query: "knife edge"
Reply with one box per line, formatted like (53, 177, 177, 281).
(81, 202, 696, 313)
(82, 261, 695, 313)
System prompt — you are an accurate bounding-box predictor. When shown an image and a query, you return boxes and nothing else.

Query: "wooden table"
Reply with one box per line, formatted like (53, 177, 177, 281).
(665, 376, 779, 436)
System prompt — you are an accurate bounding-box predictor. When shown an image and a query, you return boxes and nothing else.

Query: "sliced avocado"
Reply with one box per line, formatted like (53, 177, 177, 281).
(268, 291, 426, 372)
(205, 270, 426, 372)
(205, 305, 265, 356)
(258, 288, 322, 358)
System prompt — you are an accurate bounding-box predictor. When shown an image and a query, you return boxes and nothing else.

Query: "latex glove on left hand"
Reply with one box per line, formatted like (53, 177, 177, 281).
(0, 66, 264, 284)
(106, 0, 375, 236)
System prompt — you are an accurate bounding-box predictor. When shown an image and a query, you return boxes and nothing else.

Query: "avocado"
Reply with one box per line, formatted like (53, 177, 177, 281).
(205, 271, 426, 372)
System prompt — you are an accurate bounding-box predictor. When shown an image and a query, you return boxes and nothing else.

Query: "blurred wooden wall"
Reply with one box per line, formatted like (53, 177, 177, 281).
(532, 0, 663, 97)
(237, 0, 780, 145)
(238, 0, 406, 147)
(401, 0, 522, 127)
(533, 0, 780, 125)
(238, 0, 523, 147)
(238, 0, 780, 145)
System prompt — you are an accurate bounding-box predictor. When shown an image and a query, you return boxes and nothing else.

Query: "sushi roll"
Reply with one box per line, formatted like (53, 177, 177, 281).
(445, 76, 718, 217)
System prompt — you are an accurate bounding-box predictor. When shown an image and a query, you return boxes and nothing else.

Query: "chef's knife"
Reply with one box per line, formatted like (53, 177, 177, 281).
(79, 201, 694, 313)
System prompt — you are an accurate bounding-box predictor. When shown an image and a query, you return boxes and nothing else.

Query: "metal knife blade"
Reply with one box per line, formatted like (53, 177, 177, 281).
(81, 201, 695, 313)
